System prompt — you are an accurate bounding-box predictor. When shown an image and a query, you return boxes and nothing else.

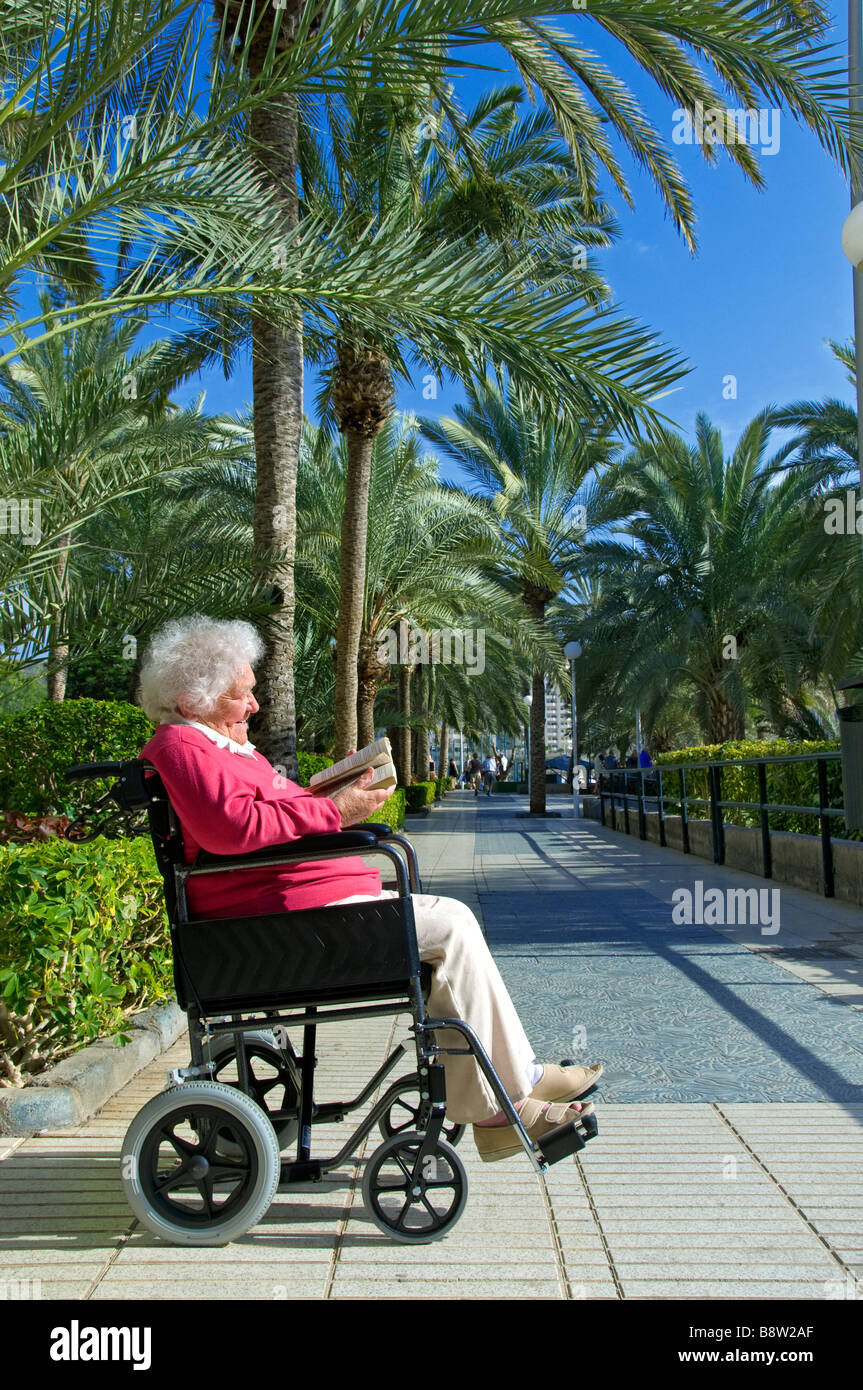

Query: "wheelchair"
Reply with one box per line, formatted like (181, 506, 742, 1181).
(65, 758, 598, 1247)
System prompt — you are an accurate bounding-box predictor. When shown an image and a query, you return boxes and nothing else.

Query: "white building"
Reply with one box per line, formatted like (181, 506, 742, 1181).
(543, 678, 570, 751)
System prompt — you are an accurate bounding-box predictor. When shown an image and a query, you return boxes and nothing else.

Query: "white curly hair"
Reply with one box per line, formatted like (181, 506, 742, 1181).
(137, 615, 265, 724)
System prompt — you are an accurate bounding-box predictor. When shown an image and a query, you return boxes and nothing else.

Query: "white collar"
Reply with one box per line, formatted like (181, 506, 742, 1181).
(168, 717, 257, 759)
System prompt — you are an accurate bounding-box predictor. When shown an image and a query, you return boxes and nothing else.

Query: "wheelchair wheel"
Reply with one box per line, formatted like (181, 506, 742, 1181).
(379, 1077, 465, 1148)
(362, 1131, 467, 1244)
(202, 1030, 299, 1150)
(122, 1082, 281, 1247)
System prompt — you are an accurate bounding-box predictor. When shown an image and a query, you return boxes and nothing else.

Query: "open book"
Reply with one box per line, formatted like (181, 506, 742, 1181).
(308, 736, 397, 796)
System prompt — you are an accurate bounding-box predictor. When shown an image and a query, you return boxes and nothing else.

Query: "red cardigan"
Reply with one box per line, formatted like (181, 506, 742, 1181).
(139, 723, 382, 919)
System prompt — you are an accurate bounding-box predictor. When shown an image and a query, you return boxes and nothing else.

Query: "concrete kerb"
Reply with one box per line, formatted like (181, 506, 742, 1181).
(0, 1001, 187, 1137)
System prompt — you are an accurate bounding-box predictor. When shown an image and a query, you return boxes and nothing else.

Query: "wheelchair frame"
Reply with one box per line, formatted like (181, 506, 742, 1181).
(65, 758, 597, 1245)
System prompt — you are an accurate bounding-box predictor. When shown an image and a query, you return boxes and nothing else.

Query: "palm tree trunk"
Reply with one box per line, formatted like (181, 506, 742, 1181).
(357, 677, 378, 747)
(439, 721, 450, 781)
(126, 645, 144, 705)
(530, 667, 547, 814)
(397, 663, 412, 785)
(333, 428, 374, 758)
(247, 82, 301, 775)
(46, 531, 71, 702)
(418, 724, 430, 781)
(708, 692, 744, 744)
(524, 587, 550, 813)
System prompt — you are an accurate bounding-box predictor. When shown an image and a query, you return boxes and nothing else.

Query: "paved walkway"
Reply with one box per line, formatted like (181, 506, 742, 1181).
(3, 791, 863, 1300)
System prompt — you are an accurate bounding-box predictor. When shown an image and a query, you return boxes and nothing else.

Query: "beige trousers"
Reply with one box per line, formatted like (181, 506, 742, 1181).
(327, 889, 537, 1124)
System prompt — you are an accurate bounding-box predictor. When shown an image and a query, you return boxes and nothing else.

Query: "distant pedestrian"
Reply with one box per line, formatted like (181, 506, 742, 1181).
(447, 758, 459, 789)
(604, 750, 618, 771)
(625, 748, 638, 768)
(481, 753, 496, 796)
(468, 754, 483, 796)
(639, 747, 653, 769)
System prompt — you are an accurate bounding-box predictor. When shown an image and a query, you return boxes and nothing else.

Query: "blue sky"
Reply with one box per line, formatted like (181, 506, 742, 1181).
(165, 5, 859, 479)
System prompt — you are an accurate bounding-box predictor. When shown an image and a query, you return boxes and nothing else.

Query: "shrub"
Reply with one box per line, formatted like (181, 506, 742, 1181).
(0, 699, 154, 817)
(0, 836, 170, 1085)
(404, 781, 436, 813)
(295, 751, 333, 787)
(361, 786, 406, 832)
(434, 775, 449, 800)
(653, 739, 847, 837)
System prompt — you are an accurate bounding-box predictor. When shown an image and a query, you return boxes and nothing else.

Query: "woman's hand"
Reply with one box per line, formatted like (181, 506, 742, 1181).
(329, 762, 392, 828)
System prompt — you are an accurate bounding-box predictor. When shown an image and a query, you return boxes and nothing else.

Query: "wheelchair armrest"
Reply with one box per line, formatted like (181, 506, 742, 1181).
(65, 761, 127, 782)
(191, 828, 383, 873)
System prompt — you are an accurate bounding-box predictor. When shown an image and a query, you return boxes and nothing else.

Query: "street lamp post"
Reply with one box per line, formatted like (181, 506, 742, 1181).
(834, 6, 863, 827)
(523, 693, 532, 800)
(840, 2, 863, 541)
(564, 640, 582, 818)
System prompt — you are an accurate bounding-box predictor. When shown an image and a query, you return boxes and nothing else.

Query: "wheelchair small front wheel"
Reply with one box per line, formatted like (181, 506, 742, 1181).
(379, 1077, 465, 1147)
(362, 1131, 467, 1244)
(122, 1082, 281, 1247)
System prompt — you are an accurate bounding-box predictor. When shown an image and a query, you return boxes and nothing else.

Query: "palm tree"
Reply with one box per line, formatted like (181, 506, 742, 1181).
(298, 74, 680, 759)
(210, 0, 859, 765)
(765, 342, 863, 701)
(63, 415, 276, 702)
(0, 301, 237, 695)
(295, 414, 562, 762)
(421, 377, 614, 813)
(579, 410, 833, 744)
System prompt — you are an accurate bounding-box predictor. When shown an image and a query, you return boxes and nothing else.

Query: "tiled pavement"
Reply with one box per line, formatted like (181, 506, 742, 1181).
(2, 791, 863, 1300)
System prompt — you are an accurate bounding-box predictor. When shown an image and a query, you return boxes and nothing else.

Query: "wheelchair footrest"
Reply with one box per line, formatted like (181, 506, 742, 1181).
(538, 1111, 598, 1166)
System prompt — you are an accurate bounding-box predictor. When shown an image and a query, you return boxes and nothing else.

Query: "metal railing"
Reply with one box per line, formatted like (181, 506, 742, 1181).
(597, 751, 845, 898)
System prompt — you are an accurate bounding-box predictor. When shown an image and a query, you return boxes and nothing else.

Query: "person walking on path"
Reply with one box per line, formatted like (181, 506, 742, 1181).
(468, 754, 483, 796)
(481, 753, 497, 796)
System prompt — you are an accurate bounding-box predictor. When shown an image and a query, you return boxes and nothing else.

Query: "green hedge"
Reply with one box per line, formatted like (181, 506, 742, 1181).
(361, 786, 406, 831)
(0, 837, 170, 1084)
(404, 780, 436, 813)
(434, 775, 449, 800)
(653, 739, 847, 837)
(295, 752, 333, 787)
(0, 699, 154, 817)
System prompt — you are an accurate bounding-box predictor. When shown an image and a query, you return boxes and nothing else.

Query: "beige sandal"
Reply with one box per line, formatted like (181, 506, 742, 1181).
(529, 1061, 604, 1103)
(472, 1098, 594, 1163)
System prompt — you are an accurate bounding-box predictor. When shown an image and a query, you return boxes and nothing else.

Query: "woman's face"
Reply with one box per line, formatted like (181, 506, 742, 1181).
(192, 662, 259, 744)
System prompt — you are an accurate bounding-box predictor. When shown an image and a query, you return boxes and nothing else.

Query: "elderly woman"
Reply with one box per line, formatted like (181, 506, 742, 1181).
(137, 616, 602, 1160)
